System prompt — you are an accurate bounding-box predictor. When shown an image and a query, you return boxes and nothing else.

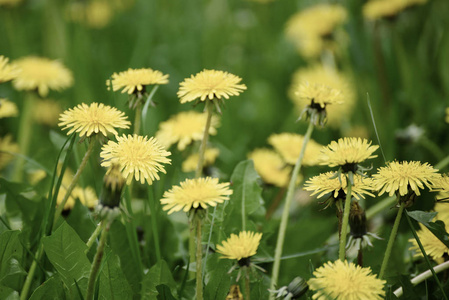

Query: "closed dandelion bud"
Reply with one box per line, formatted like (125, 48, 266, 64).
(286, 276, 308, 299)
(99, 164, 126, 208)
(349, 201, 367, 238)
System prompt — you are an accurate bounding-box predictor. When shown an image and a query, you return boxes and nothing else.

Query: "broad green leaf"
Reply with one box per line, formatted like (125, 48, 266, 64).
(141, 260, 177, 300)
(98, 247, 134, 300)
(407, 210, 438, 226)
(29, 277, 65, 300)
(66, 199, 96, 242)
(407, 211, 449, 248)
(204, 256, 232, 300)
(0, 285, 19, 300)
(155, 285, 176, 300)
(0, 231, 25, 291)
(42, 222, 91, 298)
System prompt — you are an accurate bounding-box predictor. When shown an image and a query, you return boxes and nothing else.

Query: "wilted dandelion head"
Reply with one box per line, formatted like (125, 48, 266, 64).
(372, 161, 439, 197)
(155, 111, 219, 151)
(0, 98, 18, 118)
(34, 99, 62, 127)
(100, 134, 171, 185)
(289, 65, 355, 128)
(304, 171, 375, 201)
(160, 177, 232, 214)
(216, 231, 262, 261)
(268, 132, 323, 166)
(0, 135, 19, 170)
(248, 148, 294, 188)
(177, 69, 246, 104)
(308, 260, 385, 300)
(108, 68, 169, 95)
(319, 137, 378, 169)
(182, 147, 219, 173)
(0, 55, 20, 83)
(12, 56, 73, 97)
(59, 102, 131, 138)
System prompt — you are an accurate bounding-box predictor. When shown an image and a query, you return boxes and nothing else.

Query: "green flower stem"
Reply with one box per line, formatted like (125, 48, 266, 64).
(189, 219, 196, 279)
(13, 92, 36, 181)
(195, 215, 203, 300)
(53, 138, 96, 227)
(148, 185, 161, 261)
(379, 201, 405, 279)
(86, 220, 111, 300)
(436, 154, 449, 171)
(269, 121, 314, 297)
(134, 101, 142, 135)
(366, 195, 396, 220)
(20, 244, 44, 300)
(195, 100, 213, 179)
(338, 173, 353, 261)
(393, 260, 449, 298)
(245, 266, 251, 300)
(85, 222, 105, 254)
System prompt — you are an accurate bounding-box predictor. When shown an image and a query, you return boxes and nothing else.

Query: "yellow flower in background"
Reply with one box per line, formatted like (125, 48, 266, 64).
(0, 135, 19, 170)
(160, 177, 232, 214)
(0, 0, 23, 6)
(0, 98, 18, 118)
(33, 99, 63, 127)
(296, 82, 343, 109)
(13, 56, 73, 97)
(100, 134, 171, 185)
(289, 65, 355, 128)
(216, 231, 262, 261)
(58, 186, 98, 210)
(108, 68, 169, 94)
(363, 0, 427, 21)
(268, 133, 323, 166)
(182, 147, 219, 173)
(28, 169, 47, 185)
(59, 102, 131, 137)
(319, 137, 378, 168)
(177, 69, 246, 103)
(431, 175, 449, 202)
(85, 1, 114, 29)
(285, 4, 347, 58)
(308, 260, 385, 300)
(373, 161, 439, 197)
(248, 148, 294, 188)
(155, 111, 219, 151)
(304, 171, 375, 201)
(0, 55, 20, 83)
(446, 108, 449, 124)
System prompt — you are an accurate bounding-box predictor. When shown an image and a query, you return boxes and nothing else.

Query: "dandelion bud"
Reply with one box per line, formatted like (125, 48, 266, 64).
(349, 201, 367, 238)
(99, 164, 126, 208)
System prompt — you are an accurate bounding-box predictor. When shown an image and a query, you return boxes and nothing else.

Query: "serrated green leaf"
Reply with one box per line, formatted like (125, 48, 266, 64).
(407, 211, 449, 248)
(141, 260, 177, 300)
(407, 210, 438, 226)
(0, 231, 25, 291)
(29, 277, 66, 300)
(42, 222, 91, 298)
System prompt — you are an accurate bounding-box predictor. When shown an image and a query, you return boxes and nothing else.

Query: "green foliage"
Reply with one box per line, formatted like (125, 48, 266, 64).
(0, 231, 25, 291)
(141, 260, 177, 300)
(29, 277, 65, 300)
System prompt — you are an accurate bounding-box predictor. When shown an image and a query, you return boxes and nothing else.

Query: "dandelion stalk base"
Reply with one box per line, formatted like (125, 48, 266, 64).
(338, 173, 353, 261)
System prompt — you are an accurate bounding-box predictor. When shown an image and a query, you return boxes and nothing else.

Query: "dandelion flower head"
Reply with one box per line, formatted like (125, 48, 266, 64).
(216, 231, 262, 261)
(101, 134, 171, 185)
(248, 148, 295, 188)
(160, 177, 232, 214)
(58, 186, 98, 210)
(431, 175, 449, 202)
(0, 135, 19, 170)
(155, 111, 219, 151)
(308, 260, 385, 300)
(289, 65, 355, 127)
(0, 98, 18, 118)
(268, 133, 323, 166)
(182, 147, 219, 173)
(34, 99, 62, 127)
(304, 171, 375, 201)
(0, 55, 20, 83)
(363, 0, 427, 21)
(59, 102, 131, 137)
(319, 137, 378, 168)
(372, 161, 439, 197)
(108, 68, 169, 94)
(13, 56, 73, 97)
(177, 69, 246, 103)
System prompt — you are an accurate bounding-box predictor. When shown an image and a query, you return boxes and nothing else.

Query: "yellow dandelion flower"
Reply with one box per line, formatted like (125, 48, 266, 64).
(308, 260, 385, 300)
(177, 69, 247, 104)
(248, 148, 293, 188)
(319, 137, 379, 168)
(100, 134, 171, 185)
(285, 4, 347, 58)
(216, 231, 262, 261)
(33, 99, 63, 127)
(182, 147, 219, 173)
(59, 102, 131, 138)
(296, 81, 343, 109)
(155, 111, 219, 151)
(372, 161, 439, 197)
(160, 177, 232, 214)
(13, 56, 73, 97)
(446, 108, 449, 124)
(431, 175, 449, 202)
(409, 223, 449, 264)
(0, 98, 18, 118)
(363, 0, 427, 21)
(73, 186, 98, 209)
(289, 65, 355, 128)
(304, 172, 375, 200)
(0, 55, 20, 83)
(85, 1, 114, 29)
(268, 133, 323, 166)
(0, 0, 23, 6)
(108, 68, 169, 95)
(28, 169, 47, 185)
(0, 135, 19, 170)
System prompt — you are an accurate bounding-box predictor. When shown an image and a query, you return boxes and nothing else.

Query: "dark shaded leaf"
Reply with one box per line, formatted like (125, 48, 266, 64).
(0, 231, 25, 291)
(141, 260, 177, 300)
(29, 276, 66, 300)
